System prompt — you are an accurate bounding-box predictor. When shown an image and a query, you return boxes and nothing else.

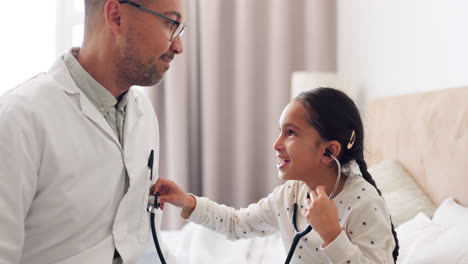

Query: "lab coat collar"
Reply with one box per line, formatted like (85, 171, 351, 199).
(48, 55, 143, 149)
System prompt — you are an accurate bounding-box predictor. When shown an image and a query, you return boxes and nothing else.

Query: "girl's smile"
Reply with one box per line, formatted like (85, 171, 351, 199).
(276, 155, 290, 170)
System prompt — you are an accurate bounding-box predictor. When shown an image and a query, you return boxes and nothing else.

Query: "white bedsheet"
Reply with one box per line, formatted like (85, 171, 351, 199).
(141, 222, 285, 264)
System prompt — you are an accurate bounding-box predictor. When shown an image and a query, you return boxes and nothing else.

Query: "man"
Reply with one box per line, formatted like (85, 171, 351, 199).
(0, 0, 185, 263)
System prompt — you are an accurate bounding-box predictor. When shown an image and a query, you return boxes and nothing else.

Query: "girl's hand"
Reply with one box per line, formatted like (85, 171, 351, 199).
(302, 185, 342, 246)
(152, 178, 196, 218)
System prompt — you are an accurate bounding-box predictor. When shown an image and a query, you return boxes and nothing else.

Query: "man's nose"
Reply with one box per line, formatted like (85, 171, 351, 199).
(170, 36, 184, 54)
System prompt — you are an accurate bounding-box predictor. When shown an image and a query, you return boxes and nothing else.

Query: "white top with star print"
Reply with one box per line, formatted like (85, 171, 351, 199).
(188, 169, 396, 263)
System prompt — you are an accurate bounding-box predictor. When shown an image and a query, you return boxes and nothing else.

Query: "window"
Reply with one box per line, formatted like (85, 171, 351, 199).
(0, 0, 84, 95)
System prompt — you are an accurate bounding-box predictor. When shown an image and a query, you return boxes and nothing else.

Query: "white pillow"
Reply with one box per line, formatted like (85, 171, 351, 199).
(432, 196, 468, 227)
(395, 212, 433, 263)
(369, 160, 436, 227)
(396, 213, 468, 264)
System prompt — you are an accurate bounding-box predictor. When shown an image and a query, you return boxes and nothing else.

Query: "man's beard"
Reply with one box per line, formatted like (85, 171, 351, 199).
(116, 34, 163, 88)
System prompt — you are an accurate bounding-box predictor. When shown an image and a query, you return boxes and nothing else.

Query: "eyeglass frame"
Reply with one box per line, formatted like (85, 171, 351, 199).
(118, 0, 187, 41)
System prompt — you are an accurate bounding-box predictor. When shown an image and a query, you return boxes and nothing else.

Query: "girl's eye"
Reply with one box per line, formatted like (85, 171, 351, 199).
(288, 129, 296, 136)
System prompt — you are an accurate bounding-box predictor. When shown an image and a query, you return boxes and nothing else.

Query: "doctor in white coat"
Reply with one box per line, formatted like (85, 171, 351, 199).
(0, 0, 185, 263)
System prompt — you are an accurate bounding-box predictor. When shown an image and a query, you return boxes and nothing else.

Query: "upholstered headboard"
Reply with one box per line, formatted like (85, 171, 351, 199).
(365, 86, 468, 207)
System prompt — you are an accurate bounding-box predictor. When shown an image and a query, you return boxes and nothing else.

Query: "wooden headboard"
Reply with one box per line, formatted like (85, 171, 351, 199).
(365, 86, 468, 207)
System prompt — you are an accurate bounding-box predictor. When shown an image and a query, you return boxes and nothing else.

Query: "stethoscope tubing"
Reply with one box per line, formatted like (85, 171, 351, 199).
(284, 225, 312, 263)
(150, 205, 167, 264)
(284, 155, 341, 264)
(147, 150, 167, 264)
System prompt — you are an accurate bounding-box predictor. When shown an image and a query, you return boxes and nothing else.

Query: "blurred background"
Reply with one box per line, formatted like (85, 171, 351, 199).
(1, 0, 468, 229)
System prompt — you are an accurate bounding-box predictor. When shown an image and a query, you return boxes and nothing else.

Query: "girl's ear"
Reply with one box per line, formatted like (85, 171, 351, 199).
(321, 140, 341, 162)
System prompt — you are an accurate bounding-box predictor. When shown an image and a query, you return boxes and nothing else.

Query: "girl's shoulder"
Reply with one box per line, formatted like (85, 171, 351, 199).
(342, 175, 381, 198)
(336, 176, 388, 212)
(336, 176, 393, 226)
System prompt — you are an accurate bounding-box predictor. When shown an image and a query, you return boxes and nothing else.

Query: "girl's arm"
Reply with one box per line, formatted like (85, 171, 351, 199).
(153, 178, 284, 240)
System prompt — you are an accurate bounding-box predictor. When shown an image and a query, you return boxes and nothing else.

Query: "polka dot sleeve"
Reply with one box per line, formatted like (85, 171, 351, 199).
(321, 195, 396, 263)
(186, 184, 288, 241)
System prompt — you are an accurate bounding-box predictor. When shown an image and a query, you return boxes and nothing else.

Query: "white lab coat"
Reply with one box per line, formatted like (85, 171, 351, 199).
(0, 56, 170, 263)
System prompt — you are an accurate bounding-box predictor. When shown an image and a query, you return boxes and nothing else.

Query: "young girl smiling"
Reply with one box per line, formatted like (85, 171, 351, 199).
(154, 88, 399, 263)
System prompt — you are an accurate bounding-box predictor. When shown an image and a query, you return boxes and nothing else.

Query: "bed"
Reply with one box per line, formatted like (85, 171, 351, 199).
(365, 86, 468, 263)
(141, 87, 468, 264)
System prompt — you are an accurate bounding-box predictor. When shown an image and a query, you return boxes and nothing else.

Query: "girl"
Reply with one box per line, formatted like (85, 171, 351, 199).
(153, 88, 399, 263)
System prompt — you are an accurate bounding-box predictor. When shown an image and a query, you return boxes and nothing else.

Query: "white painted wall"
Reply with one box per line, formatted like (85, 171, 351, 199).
(338, 0, 468, 106)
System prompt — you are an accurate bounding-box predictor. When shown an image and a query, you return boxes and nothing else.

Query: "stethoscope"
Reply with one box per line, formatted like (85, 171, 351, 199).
(284, 149, 342, 264)
(146, 150, 167, 264)
(145, 149, 342, 264)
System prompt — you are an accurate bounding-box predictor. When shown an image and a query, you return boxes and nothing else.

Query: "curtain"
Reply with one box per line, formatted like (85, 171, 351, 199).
(147, 0, 336, 230)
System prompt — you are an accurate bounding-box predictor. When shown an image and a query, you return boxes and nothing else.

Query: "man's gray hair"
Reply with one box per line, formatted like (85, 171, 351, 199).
(84, 0, 106, 18)
(84, 0, 149, 17)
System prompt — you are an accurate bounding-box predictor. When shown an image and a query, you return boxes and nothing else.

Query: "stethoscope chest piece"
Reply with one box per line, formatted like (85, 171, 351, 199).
(147, 192, 160, 213)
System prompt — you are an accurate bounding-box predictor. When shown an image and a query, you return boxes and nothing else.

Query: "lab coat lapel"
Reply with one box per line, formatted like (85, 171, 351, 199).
(123, 89, 143, 149)
(48, 57, 121, 149)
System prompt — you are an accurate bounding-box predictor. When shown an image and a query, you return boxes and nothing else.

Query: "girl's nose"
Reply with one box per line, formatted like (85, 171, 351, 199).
(273, 135, 284, 151)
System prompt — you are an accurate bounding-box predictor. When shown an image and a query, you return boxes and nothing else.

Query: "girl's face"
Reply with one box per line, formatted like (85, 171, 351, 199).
(273, 100, 327, 183)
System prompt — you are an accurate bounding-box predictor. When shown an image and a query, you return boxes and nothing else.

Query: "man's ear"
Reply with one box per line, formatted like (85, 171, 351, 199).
(104, 0, 122, 35)
(321, 140, 341, 162)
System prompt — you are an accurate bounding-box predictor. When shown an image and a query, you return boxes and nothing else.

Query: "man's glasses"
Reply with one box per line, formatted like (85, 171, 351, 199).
(119, 0, 187, 41)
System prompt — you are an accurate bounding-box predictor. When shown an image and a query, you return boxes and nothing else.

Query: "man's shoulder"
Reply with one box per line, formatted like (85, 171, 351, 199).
(5, 71, 60, 96)
(0, 72, 64, 115)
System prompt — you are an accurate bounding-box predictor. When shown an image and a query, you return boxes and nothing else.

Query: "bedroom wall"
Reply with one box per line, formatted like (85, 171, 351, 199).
(337, 0, 468, 106)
